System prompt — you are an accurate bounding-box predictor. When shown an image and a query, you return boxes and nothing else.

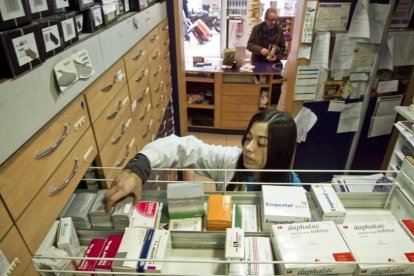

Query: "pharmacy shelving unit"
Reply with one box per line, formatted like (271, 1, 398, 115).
(32, 162, 414, 275)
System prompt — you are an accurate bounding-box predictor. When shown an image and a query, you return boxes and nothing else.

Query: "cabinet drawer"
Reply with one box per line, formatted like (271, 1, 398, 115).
(146, 26, 160, 50)
(16, 128, 97, 254)
(222, 84, 259, 96)
(0, 96, 90, 220)
(98, 111, 135, 167)
(158, 18, 169, 42)
(124, 38, 149, 80)
(147, 45, 162, 71)
(149, 63, 163, 80)
(222, 95, 259, 105)
(0, 226, 34, 276)
(0, 198, 12, 239)
(222, 103, 258, 112)
(101, 135, 138, 186)
(84, 58, 127, 122)
(93, 84, 131, 151)
(221, 120, 250, 129)
(128, 61, 150, 102)
(222, 112, 256, 121)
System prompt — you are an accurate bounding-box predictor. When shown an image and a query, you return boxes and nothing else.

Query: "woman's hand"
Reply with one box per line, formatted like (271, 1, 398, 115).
(105, 169, 143, 212)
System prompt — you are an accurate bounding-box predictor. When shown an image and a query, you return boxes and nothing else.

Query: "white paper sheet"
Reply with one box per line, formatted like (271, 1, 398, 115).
(368, 115, 396, 137)
(314, 2, 351, 31)
(392, 31, 414, 66)
(373, 95, 403, 116)
(298, 45, 312, 59)
(337, 102, 362, 133)
(294, 66, 321, 101)
(379, 33, 394, 70)
(309, 31, 330, 69)
(348, 0, 370, 39)
(301, 1, 318, 43)
(351, 43, 379, 71)
(369, 3, 391, 44)
(328, 100, 346, 112)
(294, 107, 317, 143)
(331, 34, 358, 71)
(376, 80, 399, 94)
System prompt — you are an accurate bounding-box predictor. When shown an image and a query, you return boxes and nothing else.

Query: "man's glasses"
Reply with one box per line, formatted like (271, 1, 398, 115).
(266, 17, 277, 23)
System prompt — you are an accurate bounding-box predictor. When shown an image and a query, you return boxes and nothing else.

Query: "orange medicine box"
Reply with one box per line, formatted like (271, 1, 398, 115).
(207, 195, 232, 231)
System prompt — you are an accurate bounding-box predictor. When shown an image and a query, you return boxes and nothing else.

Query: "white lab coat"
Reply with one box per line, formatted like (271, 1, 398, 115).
(140, 134, 242, 187)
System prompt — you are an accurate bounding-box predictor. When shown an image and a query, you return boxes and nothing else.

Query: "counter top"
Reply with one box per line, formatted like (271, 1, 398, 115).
(185, 58, 284, 75)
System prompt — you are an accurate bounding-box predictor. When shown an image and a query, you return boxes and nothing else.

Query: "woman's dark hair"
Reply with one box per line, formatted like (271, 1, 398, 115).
(229, 109, 297, 190)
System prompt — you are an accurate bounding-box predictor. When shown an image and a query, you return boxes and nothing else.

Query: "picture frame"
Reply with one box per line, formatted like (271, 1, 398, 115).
(323, 80, 344, 98)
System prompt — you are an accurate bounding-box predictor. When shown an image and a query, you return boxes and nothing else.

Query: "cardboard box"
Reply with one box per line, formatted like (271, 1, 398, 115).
(261, 185, 311, 231)
(0, 23, 43, 78)
(0, 0, 32, 31)
(69, 0, 96, 11)
(57, 217, 81, 258)
(129, 0, 149, 11)
(28, 0, 53, 20)
(338, 221, 414, 275)
(400, 219, 414, 241)
(112, 227, 147, 273)
(207, 194, 232, 231)
(232, 204, 259, 232)
(130, 200, 159, 228)
(271, 221, 356, 275)
(169, 217, 203, 231)
(76, 238, 106, 273)
(143, 229, 171, 273)
(101, 1, 118, 26)
(229, 237, 274, 275)
(167, 182, 204, 219)
(82, 4, 103, 33)
(57, 12, 78, 47)
(137, 229, 155, 272)
(88, 189, 113, 229)
(225, 228, 244, 260)
(311, 184, 346, 224)
(35, 16, 64, 60)
(111, 196, 133, 230)
(50, 0, 71, 14)
(94, 235, 123, 275)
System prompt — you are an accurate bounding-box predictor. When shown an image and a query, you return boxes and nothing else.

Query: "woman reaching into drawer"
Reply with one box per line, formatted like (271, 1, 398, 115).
(105, 109, 299, 212)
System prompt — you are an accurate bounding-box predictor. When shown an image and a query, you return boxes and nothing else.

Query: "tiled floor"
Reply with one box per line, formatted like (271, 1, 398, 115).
(185, 132, 243, 191)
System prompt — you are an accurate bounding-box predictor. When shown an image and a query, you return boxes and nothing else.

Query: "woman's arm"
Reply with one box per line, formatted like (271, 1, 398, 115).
(106, 134, 241, 211)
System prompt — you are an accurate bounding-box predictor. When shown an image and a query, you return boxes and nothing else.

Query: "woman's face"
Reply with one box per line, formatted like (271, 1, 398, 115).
(242, 122, 268, 169)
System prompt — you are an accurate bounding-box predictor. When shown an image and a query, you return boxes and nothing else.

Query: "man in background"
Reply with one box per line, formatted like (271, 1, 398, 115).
(247, 7, 286, 62)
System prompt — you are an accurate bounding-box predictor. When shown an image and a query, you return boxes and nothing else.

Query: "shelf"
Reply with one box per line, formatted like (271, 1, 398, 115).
(187, 104, 215, 109)
(186, 77, 215, 83)
(396, 106, 414, 122)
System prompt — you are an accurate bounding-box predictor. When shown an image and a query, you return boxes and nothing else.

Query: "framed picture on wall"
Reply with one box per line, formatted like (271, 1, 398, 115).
(324, 80, 344, 99)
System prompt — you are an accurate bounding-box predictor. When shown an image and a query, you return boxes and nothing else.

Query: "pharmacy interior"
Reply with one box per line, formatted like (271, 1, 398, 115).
(1, 0, 414, 275)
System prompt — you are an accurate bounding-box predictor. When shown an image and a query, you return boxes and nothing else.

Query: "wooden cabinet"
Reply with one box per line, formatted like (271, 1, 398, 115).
(0, 3, 172, 272)
(183, 71, 282, 131)
(0, 95, 90, 221)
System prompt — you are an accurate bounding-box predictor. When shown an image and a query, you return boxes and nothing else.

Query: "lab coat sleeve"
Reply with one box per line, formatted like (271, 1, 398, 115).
(138, 134, 242, 183)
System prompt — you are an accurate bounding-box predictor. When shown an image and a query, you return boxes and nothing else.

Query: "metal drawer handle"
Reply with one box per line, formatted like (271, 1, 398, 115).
(139, 104, 151, 121)
(137, 87, 150, 103)
(107, 97, 128, 120)
(115, 138, 135, 167)
(163, 39, 170, 46)
(49, 158, 79, 196)
(153, 80, 164, 93)
(151, 51, 161, 60)
(153, 66, 162, 77)
(136, 69, 149, 82)
(164, 52, 170, 60)
(158, 119, 167, 134)
(142, 120, 154, 139)
(34, 125, 70, 159)
(132, 50, 146, 61)
(112, 118, 132, 144)
(156, 94, 165, 108)
(150, 35, 159, 43)
(162, 25, 169, 31)
(101, 70, 125, 92)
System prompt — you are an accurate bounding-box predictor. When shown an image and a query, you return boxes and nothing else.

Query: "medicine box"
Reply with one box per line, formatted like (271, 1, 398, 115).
(167, 182, 204, 219)
(130, 201, 159, 229)
(57, 217, 81, 259)
(338, 221, 414, 275)
(271, 221, 356, 275)
(311, 184, 346, 224)
(261, 185, 311, 231)
(207, 194, 232, 231)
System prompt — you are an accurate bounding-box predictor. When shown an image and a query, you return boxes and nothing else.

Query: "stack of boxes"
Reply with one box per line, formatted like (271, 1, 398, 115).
(0, 0, 158, 78)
